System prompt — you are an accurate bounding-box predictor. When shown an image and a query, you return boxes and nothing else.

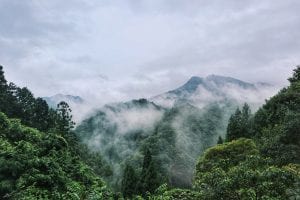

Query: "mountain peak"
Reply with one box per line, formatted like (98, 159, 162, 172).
(188, 76, 203, 82)
(179, 76, 204, 93)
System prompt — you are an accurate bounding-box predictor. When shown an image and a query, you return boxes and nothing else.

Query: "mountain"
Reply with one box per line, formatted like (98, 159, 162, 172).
(43, 94, 84, 108)
(43, 94, 87, 122)
(75, 75, 275, 190)
(151, 75, 273, 109)
(171, 75, 255, 94)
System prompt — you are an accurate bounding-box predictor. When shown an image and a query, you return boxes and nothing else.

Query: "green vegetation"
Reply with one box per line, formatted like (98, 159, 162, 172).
(1, 65, 300, 199)
(76, 100, 233, 191)
(0, 112, 112, 199)
(0, 66, 112, 199)
(226, 103, 252, 142)
(194, 139, 299, 199)
(191, 66, 300, 199)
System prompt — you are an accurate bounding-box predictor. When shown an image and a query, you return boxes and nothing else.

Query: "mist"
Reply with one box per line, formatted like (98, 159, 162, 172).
(74, 75, 279, 188)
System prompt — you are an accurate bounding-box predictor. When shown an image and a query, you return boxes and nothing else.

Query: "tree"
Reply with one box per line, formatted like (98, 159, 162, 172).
(31, 98, 50, 131)
(0, 66, 7, 91)
(0, 66, 10, 115)
(194, 139, 299, 200)
(226, 103, 251, 142)
(56, 101, 75, 134)
(137, 149, 160, 196)
(121, 164, 138, 198)
(226, 108, 242, 141)
(0, 112, 113, 199)
(288, 65, 300, 83)
(15, 87, 36, 126)
(217, 136, 223, 144)
(241, 103, 251, 121)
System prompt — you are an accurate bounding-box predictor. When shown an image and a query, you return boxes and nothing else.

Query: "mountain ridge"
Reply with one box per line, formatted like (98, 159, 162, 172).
(151, 74, 273, 108)
(43, 94, 84, 108)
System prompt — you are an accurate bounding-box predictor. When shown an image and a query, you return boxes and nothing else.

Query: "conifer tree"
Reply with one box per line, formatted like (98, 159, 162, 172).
(0, 66, 7, 91)
(56, 101, 75, 134)
(217, 136, 224, 144)
(137, 149, 160, 195)
(226, 103, 252, 141)
(121, 164, 138, 198)
(0, 66, 9, 114)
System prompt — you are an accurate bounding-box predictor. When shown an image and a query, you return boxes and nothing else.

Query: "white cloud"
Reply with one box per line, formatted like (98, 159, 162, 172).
(1, 0, 300, 105)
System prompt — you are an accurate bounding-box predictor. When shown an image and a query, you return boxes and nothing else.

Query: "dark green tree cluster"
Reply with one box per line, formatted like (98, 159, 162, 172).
(121, 149, 161, 199)
(0, 66, 113, 199)
(194, 138, 299, 199)
(121, 164, 139, 198)
(226, 103, 252, 142)
(0, 112, 112, 199)
(0, 66, 73, 133)
(225, 66, 300, 166)
(250, 66, 300, 166)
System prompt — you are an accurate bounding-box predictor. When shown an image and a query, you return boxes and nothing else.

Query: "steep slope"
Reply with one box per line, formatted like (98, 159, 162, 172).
(76, 99, 165, 188)
(76, 75, 274, 190)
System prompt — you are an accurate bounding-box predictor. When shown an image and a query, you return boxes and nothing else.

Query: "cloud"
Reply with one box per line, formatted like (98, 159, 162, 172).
(1, 0, 300, 105)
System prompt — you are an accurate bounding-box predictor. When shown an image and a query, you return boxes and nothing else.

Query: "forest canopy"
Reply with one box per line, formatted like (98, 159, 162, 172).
(0, 65, 300, 199)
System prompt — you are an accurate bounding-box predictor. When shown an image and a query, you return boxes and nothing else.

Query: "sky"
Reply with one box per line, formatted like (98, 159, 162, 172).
(1, 0, 300, 104)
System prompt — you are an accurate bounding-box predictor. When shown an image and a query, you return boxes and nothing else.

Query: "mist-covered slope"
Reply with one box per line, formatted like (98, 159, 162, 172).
(75, 75, 275, 189)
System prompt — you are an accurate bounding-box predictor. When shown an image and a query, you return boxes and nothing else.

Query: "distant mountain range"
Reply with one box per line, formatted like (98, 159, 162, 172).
(151, 75, 273, 109)
(74, 74, 276, 189)
(43, 94, 84, 108)
(43, 94, 86, 122)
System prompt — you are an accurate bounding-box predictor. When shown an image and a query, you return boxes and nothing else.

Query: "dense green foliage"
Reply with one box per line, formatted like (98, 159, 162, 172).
(226, 66, 300, 166)
(190, 66, 300, 199)
(121, 164, 139, 198)
(76, 100, 233, 192)
(0, 112, 112, 199)
(0, 66, 113, 199)
(1, 65, 300, 199)
(194, 139, 299, 199)
(226, 103, 252, 142)
(0, 66, 69, 133)
(250, 67, 300, 166)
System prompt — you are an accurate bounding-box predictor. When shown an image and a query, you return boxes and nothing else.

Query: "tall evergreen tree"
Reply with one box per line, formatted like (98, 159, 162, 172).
(217, 136, 224, 144)
(0, 66, 7, 91)
(226, 108, 242, 141)
(0, 66, 9, 115)
(241, 103, 251, 121)
(121, 164, 138, 198)
(226, 103, 252, 142)
(32, 98, 50, 131)
(137, 149, 160, 195)
(15, 87, 36, 126)
(56, 101, 75, 134)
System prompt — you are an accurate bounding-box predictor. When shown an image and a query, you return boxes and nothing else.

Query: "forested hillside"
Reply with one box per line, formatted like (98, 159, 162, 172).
(76, 74, 274, 192)
(1, 65, 300, 199)
(0, 66, 113, 199)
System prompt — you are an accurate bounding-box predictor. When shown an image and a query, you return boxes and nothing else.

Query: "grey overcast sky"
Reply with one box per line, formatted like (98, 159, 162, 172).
(1, 0, 300, 104)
